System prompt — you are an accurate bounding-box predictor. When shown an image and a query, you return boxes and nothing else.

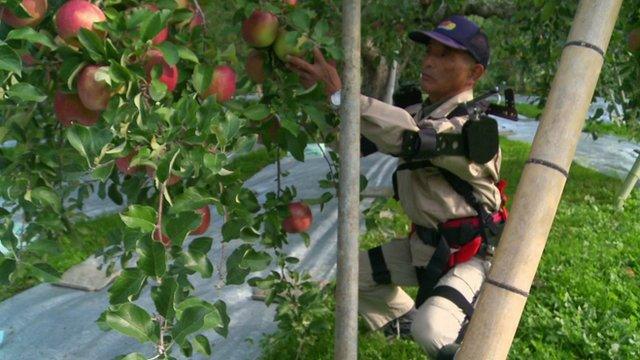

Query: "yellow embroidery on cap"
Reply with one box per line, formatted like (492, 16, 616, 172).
(438, 21, 456, 30)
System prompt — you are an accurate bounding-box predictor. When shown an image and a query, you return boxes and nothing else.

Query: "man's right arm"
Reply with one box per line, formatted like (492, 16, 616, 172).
(359, 95, 419, 155)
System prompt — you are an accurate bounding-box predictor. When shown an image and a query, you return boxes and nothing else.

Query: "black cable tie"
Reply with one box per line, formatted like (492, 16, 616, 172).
(564, 40, 605, 57)
(485, 277, 529, 298)
(526, 158, 569, 178)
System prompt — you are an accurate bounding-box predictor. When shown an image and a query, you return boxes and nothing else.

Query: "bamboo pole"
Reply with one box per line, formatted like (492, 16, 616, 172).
(457, 1, 623, 359)
(615, 149, 640, 210)
(334, 0, 361, 359)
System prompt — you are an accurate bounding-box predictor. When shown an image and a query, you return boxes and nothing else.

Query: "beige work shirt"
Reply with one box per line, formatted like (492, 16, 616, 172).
(360, 89, 502, 228)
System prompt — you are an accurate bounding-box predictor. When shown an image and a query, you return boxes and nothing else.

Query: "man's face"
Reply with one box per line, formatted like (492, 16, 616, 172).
(419, 40, 479, 101)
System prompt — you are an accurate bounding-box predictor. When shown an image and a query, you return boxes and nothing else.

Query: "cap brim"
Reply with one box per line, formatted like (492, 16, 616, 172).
(408, 30, 467, 51)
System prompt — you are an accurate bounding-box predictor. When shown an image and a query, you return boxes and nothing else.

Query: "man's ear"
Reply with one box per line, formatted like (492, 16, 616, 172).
(470, 63, 485, 82)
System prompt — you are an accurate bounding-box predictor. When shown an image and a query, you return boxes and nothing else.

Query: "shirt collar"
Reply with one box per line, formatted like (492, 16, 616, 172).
(423, 89, 474, 119)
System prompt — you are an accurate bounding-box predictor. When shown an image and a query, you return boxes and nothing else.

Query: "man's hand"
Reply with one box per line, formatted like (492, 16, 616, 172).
(286, 47, 342, 95)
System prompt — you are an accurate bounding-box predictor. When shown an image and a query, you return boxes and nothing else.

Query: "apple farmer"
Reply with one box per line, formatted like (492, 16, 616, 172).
(287, 15, 508, 359)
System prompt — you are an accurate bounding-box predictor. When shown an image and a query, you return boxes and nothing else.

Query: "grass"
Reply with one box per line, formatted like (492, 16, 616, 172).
(260, 138, 640, 359)
(0, 147, 279, 302)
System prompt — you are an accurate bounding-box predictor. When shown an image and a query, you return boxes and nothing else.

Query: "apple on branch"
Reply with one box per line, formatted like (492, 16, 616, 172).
(54, 91, 99, 127)
(190, 206, 211, 235)
(245, 50, 267, 84)
(146, 4, 169, 45)
(145, 50, 179, 92)
(55, 0, 106, 45)
(77, 65, 111, 111)
(273, 29, 308, 62)
(0, 0, 48, 28)
(629, 28, 640, 52)
(282, 202, 313, 233)
(115, 150, 145, 175)
(202, 65, 236, 103)
(241, 10, 279, 48)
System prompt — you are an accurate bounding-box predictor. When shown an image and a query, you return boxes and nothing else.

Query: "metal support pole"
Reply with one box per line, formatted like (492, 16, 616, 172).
(335, 0, 361, 359)
(615, 149, 640, 210)
(457, 1, 622, 359)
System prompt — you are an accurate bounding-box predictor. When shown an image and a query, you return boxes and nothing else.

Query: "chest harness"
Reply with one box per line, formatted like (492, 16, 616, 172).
(366, 89, 515, 322)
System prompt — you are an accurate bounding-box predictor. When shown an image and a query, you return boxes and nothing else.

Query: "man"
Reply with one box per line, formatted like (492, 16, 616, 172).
(287, 15, 505, 359)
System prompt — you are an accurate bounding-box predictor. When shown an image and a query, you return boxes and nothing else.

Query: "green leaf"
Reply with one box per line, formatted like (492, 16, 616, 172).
(221, 219, 243, 242)
(105, 303, 158, 343)
(172, 306, 209, 344)
(177, 250, 213, 278)
(157, 42, 179, 66)
(212, 300, 229, 337)
(108, 268, 147, 304)
(136, 236, 167, 278)
(6, 28, 57, 50)
(140, 12, 164, 43)
(25, 262, 60, 282)
(151, 276, 177, 321)
(59, 58, 85, 90)
(178, 46, 199, 63)
(6, 83, 46, 102)
(120, 205, 157, 233)
(0, 258, 17, 285)
(244, 104, 271, 121)
(170, 188, 215, 214)
(108, 60, 132, 83)
(243, 250, 271, 272)
(165, 211, 201, 247)
(65, 125, 114, 162)
(92, 161, 114, 181)
(286, 131, 308, 162)
(203, 153, 226, 175)
(193, 335, 212, 356)
(189, 237, 213, 254)
(303, 105, 329, 132)
(149, 77, 167, 101)
(30, 187, 62, 213)
(77, 28, 105, 61)
(192, 64, 212, 95)
(290, 9, 311, 31)
(0, 44, 21, 75)
(219, 112, 242, 146)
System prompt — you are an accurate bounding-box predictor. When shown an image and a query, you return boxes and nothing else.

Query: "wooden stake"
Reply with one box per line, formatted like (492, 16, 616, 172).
(615, 150, 640, 210)
(457, 1, 623, 359)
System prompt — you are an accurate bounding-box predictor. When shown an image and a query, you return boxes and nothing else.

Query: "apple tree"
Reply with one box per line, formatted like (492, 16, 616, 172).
(1, 0, 343, 357)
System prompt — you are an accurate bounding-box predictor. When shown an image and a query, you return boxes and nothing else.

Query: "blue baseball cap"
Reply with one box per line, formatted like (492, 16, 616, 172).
(409, 15, 490, 67)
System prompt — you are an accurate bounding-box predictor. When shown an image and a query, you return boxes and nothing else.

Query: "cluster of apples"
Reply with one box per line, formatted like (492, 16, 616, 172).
(241, 4, 307, 85)
(240, 4, 314, 234)
(2, 0, 237, 128)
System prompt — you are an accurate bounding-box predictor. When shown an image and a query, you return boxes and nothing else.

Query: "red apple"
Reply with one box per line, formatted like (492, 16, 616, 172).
(153, 228, 171, 247)
(190, 206, 211, 235)
(144, 49, 179, 92)
(54, 91, 99, 126)
(115, 151, 144, 175)
(282, 202, 312, 233)
(245, 50, 266, 83)
(629, 28, 640, 52)
(21, 53, 36, 66)
(146, 166, 181, 186)
(55, 0, 106, 44)
(284, 0, 297, 5)
(77, 65, 111, 111)
(273, 28, 308, 61)
(1, 0, 48, 28)
(241, 10, 279, 48)
(202, 65, 236, 103)
(146, 4, 169, 44)
(188, 10, 203, 30)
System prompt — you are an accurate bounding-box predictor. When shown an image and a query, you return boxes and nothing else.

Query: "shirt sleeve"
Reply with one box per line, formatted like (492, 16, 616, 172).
(359, 95, 419, 155)
(425, 115, 501, 183)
